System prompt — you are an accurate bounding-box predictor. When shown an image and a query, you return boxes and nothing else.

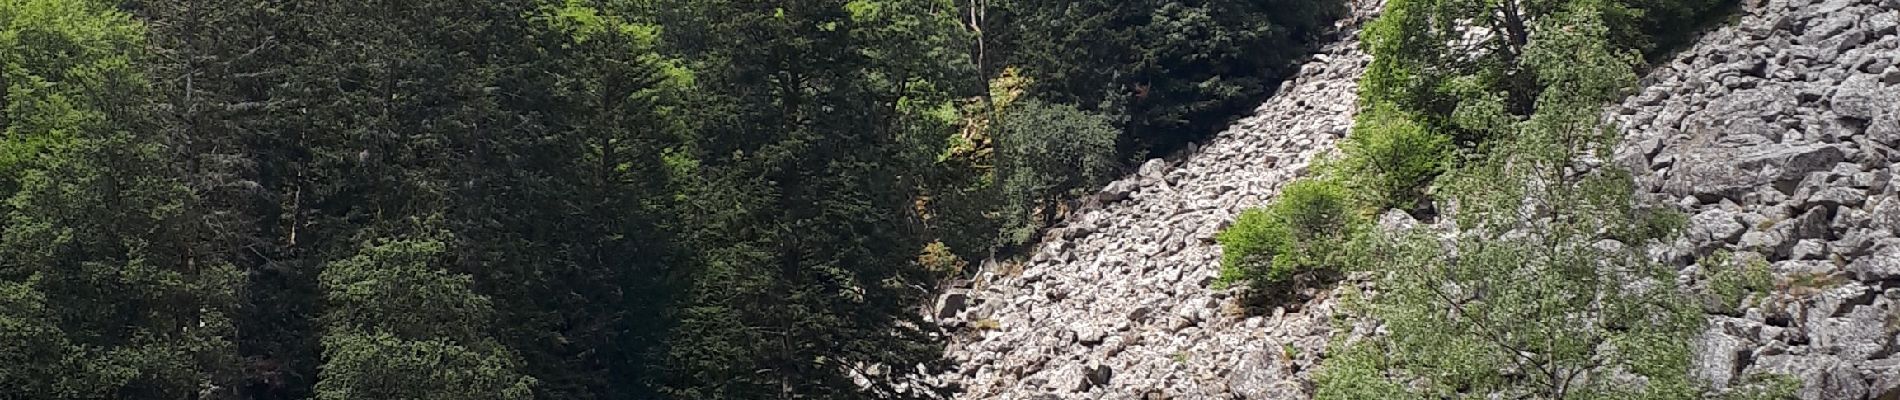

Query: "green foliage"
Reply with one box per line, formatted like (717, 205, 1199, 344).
(319, 238, 490, 339)
(1723, 374, 1802, 400)
(317, 332, 536, 400)
(651, 0, 962, 397)
(317, 236, 535, 400)
(1356, 0, 1685, 145)
(999, 0, 1346, 156)
(1315, 0, 1714, 398)
(1334, 106, 1452, 211)
(0, 0, 144, 206)
(994, 99, 1118, 245)
(1312, 333, 1407, 399)
(917, 240, 968, 279)
(1698, 251, 1774, 314)
(1217, 209, 1281, 284)
(1217, 179, 1362, 297)
(0, 132, 242, 399)
(0, 1, 240, 397)
(1322, 164, 1703, 398)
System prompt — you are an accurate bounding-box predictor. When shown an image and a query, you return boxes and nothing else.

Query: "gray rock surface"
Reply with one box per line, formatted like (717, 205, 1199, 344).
(928, 1, 1384, 397)
(1612, 2, 1900, 399)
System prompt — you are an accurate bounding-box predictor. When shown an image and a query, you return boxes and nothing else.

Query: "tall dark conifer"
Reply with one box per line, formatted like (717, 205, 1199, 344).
(656, 0, 964, 397)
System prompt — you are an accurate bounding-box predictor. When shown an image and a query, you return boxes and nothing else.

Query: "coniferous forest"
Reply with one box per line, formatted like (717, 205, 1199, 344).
(1, 0, 1783, 398)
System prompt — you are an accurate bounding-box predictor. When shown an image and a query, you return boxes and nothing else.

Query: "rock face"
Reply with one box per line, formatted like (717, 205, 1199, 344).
(929, 1, 1383, 398)
(1611, 1, 1900, 399)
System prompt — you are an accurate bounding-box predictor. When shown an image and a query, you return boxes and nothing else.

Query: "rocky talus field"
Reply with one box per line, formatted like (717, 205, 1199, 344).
(929, 1, 1381, 398)
(933, 0, 1900, 398)
(1614, 0, 1900, 398)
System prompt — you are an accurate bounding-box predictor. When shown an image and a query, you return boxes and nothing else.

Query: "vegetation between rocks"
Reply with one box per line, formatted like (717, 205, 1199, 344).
(1211, 0, 1740, 396)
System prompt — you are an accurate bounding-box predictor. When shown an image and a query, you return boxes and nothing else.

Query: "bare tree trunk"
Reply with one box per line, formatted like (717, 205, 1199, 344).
(1498, 0, 1529, 56)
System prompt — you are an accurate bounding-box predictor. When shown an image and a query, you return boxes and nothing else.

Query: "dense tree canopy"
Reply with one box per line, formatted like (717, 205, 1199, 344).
(10, 0, 1198, 397)
(2, 1, 237, 397)
(992, 0, 1346, 156)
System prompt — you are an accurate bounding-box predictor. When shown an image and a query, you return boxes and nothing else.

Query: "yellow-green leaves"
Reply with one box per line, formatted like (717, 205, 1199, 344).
(534, 0, 661, 46)
(0, 0, 146, 187)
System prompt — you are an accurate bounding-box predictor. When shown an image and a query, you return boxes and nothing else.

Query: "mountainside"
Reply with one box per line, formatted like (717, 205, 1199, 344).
(937, 0, 1900, 398)
(1614, 0, 1900, 397)
(930, 1, 1382, 398)
(14, 0, 1896, 397)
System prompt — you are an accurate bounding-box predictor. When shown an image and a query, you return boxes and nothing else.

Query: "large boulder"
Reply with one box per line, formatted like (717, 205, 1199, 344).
(1138, 158, 1170, 184)
(1800, 282, 1895, 359)
(1665, 144, 1845, 201)
(1084, 364, 1113, 389)
(1869, 360, 1900, 400)
(1098, 180, 1140, 203)
(1229, 349, 1298, 400)
(936, 290, 970, 320)
(1040, 363, 1094, 393)
(1847, 242, 1900, 281)
(1689, 87, 1799, 137)
(1831, 74, 1896, 121)
(1869, 111, 1900, 148)
(1872, 197, 1900, 237)
(1690, 208, 1748, 244)
(1744, 354, 1870, 400)
(1693, 325, 1754, 389)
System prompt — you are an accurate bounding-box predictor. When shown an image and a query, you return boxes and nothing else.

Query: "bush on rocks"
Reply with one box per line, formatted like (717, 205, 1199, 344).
(1216, 179, 1363, 296)
(1334, 106, 1451, 212)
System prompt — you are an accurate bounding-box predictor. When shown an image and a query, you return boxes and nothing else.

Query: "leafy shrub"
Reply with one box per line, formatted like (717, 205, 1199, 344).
(1334, 107, 1451, 211)
(1216, 209, 1283, 285)
(993, 99, 1118, 246)
(1217, 179, 1361, 295)
(916, 241, 968, 281)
